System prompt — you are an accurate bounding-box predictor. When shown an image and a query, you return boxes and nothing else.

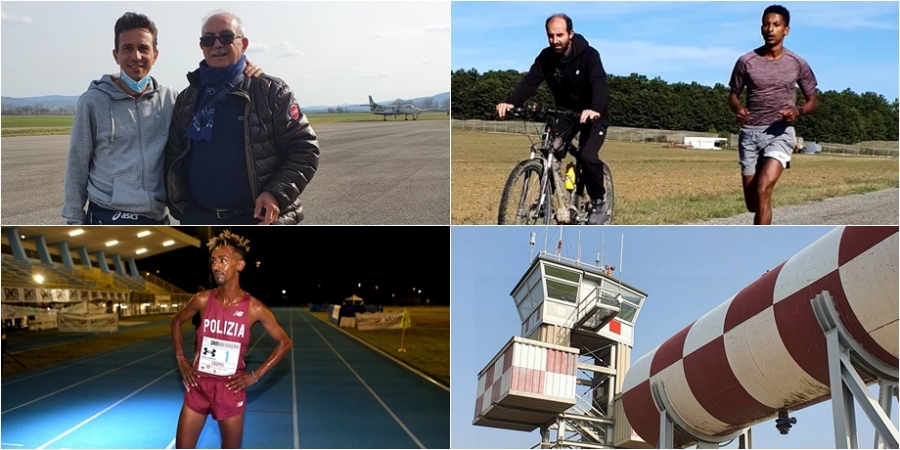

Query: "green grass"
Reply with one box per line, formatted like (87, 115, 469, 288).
(310, 306, 449, 386)
(0, 112, 450, 136)
(452, 130, 899, 224)
(2, 115, 75, 128)
(2, 115, 75, 136)
(2, 316, 183, 378)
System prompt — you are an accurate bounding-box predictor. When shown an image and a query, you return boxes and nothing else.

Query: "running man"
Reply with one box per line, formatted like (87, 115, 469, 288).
(729, 4, 818, 225)
(497, 13, 611, 224)
(171, 230, 292, 448)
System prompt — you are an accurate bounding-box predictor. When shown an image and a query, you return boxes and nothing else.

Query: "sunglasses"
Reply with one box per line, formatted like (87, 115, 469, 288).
(199, 33, 242, 47)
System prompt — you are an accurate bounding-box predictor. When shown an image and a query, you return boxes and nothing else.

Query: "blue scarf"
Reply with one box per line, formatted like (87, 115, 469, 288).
(185, 55, 247, 141)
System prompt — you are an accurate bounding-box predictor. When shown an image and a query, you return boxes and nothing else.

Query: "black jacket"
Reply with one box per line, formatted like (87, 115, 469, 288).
(507, 33, 610, 127)
(165, 71, 319, 224)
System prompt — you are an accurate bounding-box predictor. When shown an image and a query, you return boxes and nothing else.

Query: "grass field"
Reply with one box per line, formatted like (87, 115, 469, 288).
(0, 112, 449, 136)
(310, 306, 449, 386)
(452, 130, 899, 224)
(2, 315, 182, 378)
(2, 115, 75, 136)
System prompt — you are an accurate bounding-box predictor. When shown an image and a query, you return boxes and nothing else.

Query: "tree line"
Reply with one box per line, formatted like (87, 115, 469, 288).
(451, 68, 899, 144)
(2, 104, 76, 115)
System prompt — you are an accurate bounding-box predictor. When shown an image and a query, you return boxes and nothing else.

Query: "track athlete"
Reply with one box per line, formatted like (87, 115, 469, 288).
(171, 230, 292, 448)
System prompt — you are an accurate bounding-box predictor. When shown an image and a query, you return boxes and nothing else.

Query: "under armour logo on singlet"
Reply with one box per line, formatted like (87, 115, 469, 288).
(202, 347, 217, 357)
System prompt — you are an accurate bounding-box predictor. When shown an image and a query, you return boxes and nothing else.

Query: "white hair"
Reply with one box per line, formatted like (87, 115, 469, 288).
(202, 9, 246, 36)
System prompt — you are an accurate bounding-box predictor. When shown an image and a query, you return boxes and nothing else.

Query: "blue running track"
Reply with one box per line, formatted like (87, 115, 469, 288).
(1, 308, 449, 449)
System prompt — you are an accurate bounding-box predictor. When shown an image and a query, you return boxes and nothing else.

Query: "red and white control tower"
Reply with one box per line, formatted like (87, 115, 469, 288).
(473, 233, 651, 448)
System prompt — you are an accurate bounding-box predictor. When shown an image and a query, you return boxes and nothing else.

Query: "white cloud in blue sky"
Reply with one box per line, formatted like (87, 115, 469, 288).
(452, 1, 899, 100)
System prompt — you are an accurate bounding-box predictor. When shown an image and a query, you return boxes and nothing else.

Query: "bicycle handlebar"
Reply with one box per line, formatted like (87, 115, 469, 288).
(505, 105, 580, 120)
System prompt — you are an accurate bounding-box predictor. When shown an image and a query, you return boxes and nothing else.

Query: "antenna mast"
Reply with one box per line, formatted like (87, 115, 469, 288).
(618, 234, 625, 289)
(577, 230, 582, 263)
(557, 226, 563, 258)
(529, 232, 536, 262)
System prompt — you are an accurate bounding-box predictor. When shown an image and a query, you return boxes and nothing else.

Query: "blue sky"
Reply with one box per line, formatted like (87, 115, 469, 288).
(452, 2, 899, 101)
(451, 225, 898, 449)
(0, 2, 449, 106)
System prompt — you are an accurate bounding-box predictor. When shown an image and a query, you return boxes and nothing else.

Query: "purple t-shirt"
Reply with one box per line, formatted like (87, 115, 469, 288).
(729, 48, 817, 126)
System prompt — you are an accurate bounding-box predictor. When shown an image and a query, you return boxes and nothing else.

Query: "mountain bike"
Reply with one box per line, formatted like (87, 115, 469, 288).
(497, 105, 614, 225)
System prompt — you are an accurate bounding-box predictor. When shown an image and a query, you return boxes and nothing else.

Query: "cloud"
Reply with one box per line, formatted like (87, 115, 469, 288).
(356, 72, 390, 78)
(420, 60, 432, 66)
(782, 3, 897, 30)
(247, 40, 303, 57)
(2, 11, 33, 24)
(424, 24, 450, 33)
(591, 39, 741, 75)
(374, 24, 450, 38)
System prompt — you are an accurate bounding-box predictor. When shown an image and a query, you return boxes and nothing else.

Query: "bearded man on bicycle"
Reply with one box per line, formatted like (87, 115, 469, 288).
(497, 13, 611, 225)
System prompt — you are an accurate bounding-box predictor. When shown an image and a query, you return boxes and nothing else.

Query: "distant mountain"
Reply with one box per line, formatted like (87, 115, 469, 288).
(2, 95, 80, 108)
(303, 91, 450, 114)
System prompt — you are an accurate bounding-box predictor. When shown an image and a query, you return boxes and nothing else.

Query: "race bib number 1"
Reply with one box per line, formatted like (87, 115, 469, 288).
(198, 336, 242, 376)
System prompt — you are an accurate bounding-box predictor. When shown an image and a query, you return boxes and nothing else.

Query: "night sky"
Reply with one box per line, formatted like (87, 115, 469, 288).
(138, 227, 449, 306)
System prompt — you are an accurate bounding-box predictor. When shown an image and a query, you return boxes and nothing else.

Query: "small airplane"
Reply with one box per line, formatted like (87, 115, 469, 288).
(365, 96, 423, 121)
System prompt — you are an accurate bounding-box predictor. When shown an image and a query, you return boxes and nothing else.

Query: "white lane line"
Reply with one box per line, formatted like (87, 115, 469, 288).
(2, 337, 167, 386)
(2, 339, 193, 415)
(37, 368, 178, 449)
(291, 311, 299, 449)
(166, 437, 176, 449)
(1, 443, 24, 447)
(300, 312, 426, 449)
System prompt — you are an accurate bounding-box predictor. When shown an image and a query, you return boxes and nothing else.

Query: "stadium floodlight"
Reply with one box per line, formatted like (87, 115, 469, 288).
(136, 248, 147, 255)
(33, 274, 44, 283)
(137, 231, 151, 238)
(162, 240, 175, 247)
(106, 240, 118, 247)
(69, 229, 84, 236)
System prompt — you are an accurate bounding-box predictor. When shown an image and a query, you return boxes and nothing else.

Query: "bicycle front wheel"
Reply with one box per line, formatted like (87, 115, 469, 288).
(498, 160, 551, 225)
(601, 161, 615, 225)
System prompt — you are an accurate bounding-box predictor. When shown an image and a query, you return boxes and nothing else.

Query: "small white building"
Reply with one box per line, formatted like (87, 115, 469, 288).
(683, 136, 727, 150)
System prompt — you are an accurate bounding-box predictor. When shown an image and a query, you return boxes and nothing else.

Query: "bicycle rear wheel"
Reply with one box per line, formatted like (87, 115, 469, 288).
(498, 160, 551, 225)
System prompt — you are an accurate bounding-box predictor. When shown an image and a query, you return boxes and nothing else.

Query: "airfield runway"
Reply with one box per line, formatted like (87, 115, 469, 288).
(1, 307, 450, 449)
(0, 120, 449, 225)
(694, 188, 899, 225)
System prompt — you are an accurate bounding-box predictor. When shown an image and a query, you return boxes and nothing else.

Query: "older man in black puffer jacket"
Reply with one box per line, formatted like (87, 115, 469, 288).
(165, 10, 318, 225)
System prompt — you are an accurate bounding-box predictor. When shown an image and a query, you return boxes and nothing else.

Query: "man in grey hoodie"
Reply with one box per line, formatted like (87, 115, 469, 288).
(62, 12, 261, 225)
(62, 12, 174, 225)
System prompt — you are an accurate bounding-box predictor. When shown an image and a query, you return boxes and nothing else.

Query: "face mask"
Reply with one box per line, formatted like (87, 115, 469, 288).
(121, 71, 152, 93)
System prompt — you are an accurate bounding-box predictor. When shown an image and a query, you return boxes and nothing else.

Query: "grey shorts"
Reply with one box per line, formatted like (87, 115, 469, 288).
(738, 124, 795, 176)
